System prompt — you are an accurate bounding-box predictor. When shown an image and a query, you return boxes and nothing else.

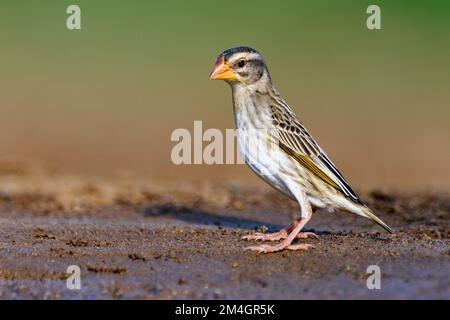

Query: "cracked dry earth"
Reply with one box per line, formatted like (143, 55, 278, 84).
(0, 160, 448, 299)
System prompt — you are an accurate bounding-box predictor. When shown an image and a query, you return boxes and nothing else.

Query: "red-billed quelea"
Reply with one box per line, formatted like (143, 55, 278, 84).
(209, 46, 393, 254)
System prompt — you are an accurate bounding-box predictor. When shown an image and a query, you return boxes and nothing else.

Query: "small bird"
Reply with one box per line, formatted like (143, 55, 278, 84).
(210, 46, 393, 254)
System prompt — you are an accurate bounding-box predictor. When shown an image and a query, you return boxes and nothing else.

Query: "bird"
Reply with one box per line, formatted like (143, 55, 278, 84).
(209, 46, 393, 254)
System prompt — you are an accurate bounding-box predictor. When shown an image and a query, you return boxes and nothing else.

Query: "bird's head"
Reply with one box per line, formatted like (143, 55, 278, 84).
(209, 47, 269, 86)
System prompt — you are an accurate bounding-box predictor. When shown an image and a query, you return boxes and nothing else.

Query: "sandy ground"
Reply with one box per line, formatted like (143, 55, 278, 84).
(0, 160, 448, 299)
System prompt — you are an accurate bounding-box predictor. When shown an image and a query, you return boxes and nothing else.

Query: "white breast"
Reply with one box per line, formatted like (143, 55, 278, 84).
(233, 88, 296, 199)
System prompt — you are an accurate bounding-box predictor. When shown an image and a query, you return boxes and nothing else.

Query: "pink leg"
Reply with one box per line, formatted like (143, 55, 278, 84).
(244, 188, 315, 254)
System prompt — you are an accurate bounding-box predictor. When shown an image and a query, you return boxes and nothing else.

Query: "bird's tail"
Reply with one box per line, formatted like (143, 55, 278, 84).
(361, 206, 394, 233)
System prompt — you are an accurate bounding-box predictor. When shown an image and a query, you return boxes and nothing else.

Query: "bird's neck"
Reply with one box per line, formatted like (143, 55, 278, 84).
(230, 80, 278, 129)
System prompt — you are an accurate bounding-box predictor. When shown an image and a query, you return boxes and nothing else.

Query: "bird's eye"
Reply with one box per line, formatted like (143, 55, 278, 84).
(237, 60, 246, 68)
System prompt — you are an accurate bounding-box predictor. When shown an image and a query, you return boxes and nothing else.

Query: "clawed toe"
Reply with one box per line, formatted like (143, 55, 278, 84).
(244, 242, 314, 254)
(241, 232, 266, 240)
(296, 232, 319, 240)
(242, 231, 318, 242)
(244, 244, 279, 254)
(286, 243, 315, 251)
(241, 231, 288, 241)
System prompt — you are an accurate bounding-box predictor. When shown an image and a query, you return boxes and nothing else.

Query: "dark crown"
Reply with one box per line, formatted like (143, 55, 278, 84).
(220, 46, 260, 61)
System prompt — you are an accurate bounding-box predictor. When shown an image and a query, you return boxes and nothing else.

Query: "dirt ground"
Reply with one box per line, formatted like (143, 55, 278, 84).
(0, 159, 448, 299)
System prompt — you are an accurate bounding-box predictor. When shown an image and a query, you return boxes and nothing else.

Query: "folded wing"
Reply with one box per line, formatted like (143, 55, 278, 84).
(271, 108, 364, 206)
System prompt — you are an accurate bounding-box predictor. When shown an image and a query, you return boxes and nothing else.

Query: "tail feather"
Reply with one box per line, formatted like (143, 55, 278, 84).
(361, 206, 394, 233)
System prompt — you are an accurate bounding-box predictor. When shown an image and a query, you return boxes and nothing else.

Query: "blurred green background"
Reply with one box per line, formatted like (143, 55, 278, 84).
(0, 1, 449, 189)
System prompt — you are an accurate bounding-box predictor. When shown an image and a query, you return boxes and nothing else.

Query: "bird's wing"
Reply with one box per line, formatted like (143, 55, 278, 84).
(270, 105, 364, 205)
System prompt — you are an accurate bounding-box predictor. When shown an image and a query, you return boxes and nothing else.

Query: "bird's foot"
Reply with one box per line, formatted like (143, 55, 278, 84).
(241, 230, 288, 241)
(244, 217, 316, 253)
(244, 242, 315, 254)
(242, 231, 318, 241)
